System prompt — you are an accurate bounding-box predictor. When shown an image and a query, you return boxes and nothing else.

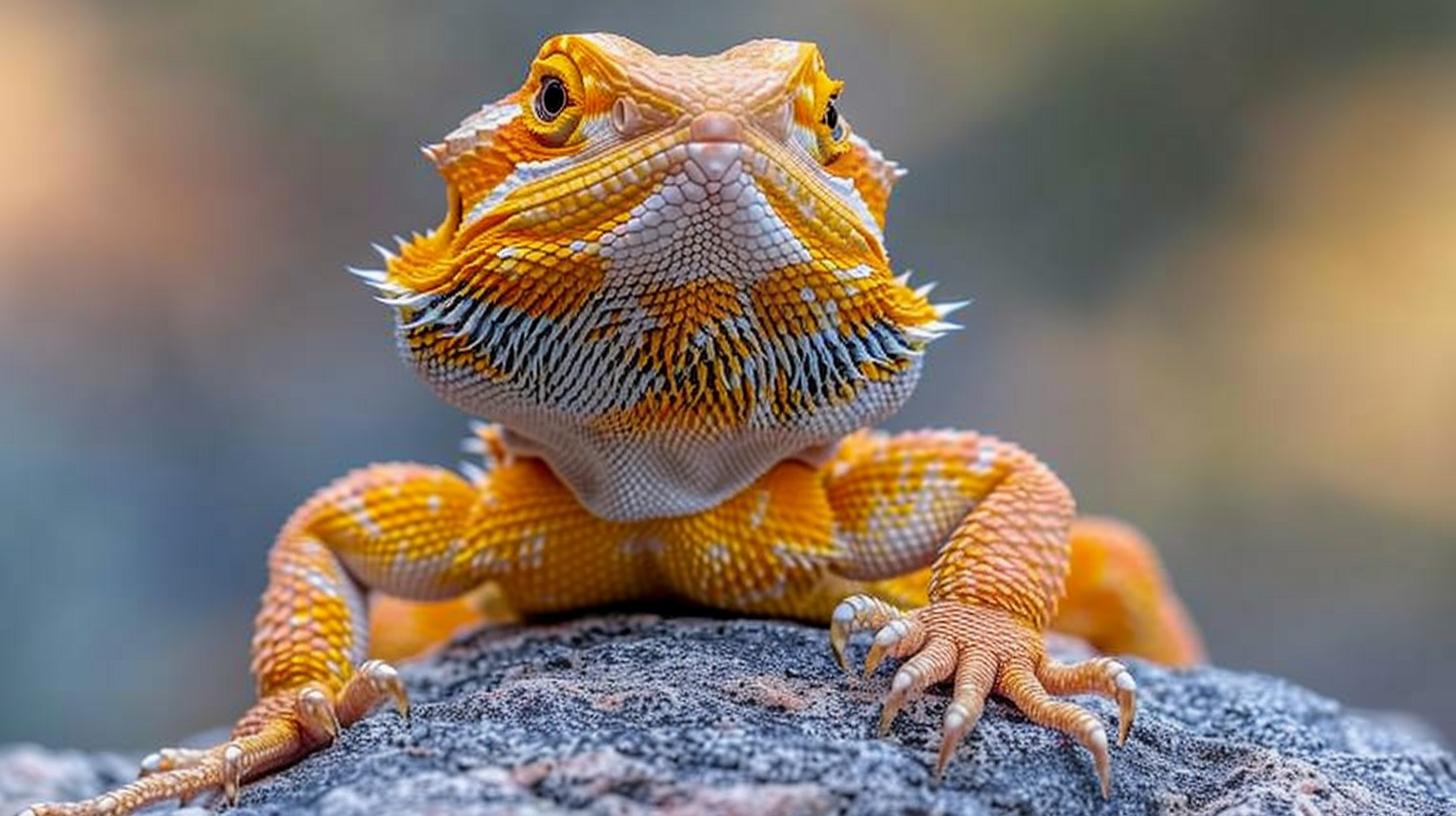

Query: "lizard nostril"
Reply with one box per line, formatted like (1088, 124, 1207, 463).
(611, 97, 642, 136)
(689, 111, 743, 143)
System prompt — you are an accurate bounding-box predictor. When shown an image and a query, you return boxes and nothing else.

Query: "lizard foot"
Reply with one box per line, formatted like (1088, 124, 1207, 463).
(21, 660, 408, 816)
(830, 595, 1136, 798)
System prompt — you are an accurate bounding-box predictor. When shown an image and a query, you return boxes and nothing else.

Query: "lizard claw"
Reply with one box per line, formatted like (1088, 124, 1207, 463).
(865, 617, 926, 679)
(1039, 656, 1138, 748)
(829, 594, 909, 672)
(840, 597, 1136, 799)
(337, 658, 411, 724)
(295, 684, 343, 743)
(363, 659, 410, 722)
(877, 634, 956, 736)
(220, 743, 246, 806)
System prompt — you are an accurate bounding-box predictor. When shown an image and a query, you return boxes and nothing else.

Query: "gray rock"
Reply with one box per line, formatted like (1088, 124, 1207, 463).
(1, 745, 137, 814)
(4, 615, 1454, 815)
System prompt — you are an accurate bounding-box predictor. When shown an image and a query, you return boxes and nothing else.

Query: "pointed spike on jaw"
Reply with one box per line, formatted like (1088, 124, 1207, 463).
(903, 326, 951, 343)
(459, 461, 488, 484)
(913, 281, 938, 298)
(375, 291, 431, 308)
(361, 278, 404, 294)
(894, 271, 913, 286)
(371, 242, 397, 262)
(916, 320, 963, 337)
(345, 266, 388, 284)
(932, 299, 971, 318)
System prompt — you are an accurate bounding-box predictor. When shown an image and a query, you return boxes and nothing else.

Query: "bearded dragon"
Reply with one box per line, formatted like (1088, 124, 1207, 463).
(23, 33, 1203, 815)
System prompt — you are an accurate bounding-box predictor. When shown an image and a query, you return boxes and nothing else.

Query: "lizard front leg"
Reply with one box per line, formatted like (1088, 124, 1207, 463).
(24, 462, 471, 815)
(23, 448, 646, 816)
(823, 430, 1139, 797)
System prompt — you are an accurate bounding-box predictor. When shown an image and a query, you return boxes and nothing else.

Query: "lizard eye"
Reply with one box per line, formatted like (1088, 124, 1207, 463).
(815, 92, 850, 164)
(522, 52, 586, 147)
(534, 76, 568, 122)
(822, 96, 841, 138)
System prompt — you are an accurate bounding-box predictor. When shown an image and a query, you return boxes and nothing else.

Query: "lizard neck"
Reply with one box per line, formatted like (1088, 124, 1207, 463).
(490, 425, 859, 522)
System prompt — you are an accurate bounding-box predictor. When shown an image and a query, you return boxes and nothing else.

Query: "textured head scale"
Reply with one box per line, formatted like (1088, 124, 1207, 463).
(356, 33, 963, 520)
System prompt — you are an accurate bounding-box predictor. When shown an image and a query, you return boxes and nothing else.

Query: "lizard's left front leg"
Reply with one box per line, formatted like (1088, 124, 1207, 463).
(824, 431, 1136, 797)
(23, 454, 645, 816)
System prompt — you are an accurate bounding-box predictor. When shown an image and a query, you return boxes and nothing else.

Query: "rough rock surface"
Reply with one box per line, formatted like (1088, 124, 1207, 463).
(4, 615, 1454, 815)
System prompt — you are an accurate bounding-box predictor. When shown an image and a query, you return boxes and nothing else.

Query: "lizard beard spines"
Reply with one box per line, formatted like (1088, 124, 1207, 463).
(393, 279, 930, 425)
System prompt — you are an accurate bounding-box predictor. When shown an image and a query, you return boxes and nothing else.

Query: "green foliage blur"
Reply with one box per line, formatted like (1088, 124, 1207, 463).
(1, 0, 1452, 748)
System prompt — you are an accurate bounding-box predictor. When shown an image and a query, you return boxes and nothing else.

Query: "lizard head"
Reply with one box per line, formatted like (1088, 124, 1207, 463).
(355, 33, 964, 519)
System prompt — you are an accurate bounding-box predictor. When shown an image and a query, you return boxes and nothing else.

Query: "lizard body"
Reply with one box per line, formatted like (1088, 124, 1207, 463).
(24, 34, 1202, 815)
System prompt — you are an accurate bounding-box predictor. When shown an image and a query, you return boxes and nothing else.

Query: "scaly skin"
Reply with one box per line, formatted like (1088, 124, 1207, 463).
(24, 33, 1203, 815)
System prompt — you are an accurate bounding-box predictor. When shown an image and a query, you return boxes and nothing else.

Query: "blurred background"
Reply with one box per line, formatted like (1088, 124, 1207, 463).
(1, 0, 1453, 749)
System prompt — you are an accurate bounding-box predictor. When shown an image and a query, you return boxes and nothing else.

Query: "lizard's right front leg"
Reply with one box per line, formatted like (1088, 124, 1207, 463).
(24, 453, 645, 815)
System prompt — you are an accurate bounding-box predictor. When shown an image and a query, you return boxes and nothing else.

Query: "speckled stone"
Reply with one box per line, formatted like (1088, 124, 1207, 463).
(4, 615, 1454, 815)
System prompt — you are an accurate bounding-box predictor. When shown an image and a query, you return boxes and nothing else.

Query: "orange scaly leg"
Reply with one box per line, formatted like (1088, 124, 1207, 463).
(24, 434, 649, 816)
(22, 461, 468, 816)
(24, 463, 487, 815)
(822, 430, 1145, 797)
